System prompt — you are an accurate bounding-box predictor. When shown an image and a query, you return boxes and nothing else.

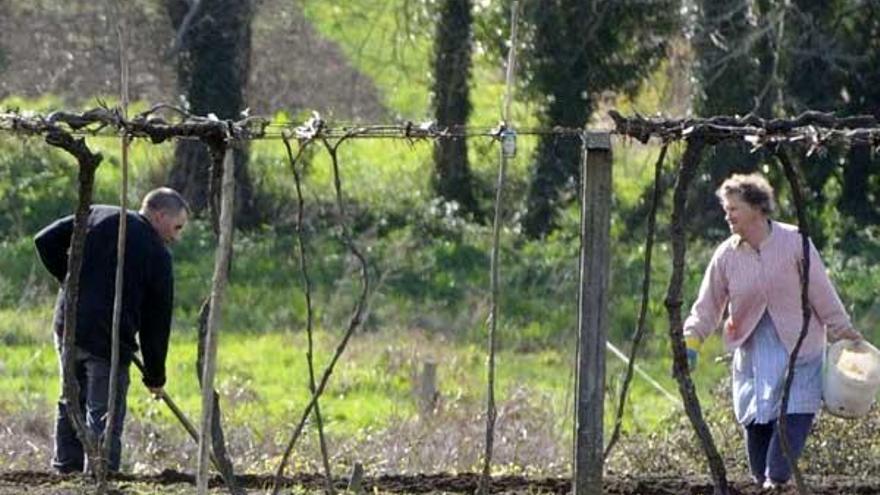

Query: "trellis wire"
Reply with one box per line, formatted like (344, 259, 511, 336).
(4, 107, 880, 147)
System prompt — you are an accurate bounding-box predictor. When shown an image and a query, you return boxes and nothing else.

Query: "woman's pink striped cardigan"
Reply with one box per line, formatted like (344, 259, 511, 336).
(683, 220, 853, 362)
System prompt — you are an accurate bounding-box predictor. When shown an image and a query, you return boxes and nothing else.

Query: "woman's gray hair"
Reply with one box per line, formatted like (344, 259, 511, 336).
(141, 187, 190, 215)
(716, 173, 776, 215)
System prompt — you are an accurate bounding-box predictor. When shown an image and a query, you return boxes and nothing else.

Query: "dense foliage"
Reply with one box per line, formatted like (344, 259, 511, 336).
(681, 0, 880, 247)
(517, 0, 680, 237)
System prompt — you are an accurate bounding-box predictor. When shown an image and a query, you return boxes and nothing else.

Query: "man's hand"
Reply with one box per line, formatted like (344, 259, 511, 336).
(147, 386, 164, 399)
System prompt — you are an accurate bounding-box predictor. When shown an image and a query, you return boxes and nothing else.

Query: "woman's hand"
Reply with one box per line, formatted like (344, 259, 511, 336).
(685, 336, 701, 370)
(834, 327, 864, 342)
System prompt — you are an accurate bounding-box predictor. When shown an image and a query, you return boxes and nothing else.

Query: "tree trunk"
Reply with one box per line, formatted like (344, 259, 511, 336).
(523, 133, 582, 237)
(165, 0, 259, 227)
(779, 0, 844, 248)
(432, 0, 480, 219)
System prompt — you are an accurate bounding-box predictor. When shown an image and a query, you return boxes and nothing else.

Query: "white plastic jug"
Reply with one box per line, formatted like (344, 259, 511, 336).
(823, 339, 880, 418)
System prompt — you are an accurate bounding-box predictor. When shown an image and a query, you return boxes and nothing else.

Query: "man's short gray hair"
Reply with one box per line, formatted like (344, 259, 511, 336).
(141, 187, 190, 215)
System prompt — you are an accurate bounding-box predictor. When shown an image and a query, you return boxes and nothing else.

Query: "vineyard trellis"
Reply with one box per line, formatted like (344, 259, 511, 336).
(2, 107, 880, 495)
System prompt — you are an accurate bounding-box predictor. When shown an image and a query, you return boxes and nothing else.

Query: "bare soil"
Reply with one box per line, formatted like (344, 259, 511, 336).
(2, 470, 880, 494)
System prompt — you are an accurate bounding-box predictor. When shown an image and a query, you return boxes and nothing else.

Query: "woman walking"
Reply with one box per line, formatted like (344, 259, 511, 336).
(683, 173, 864, 489)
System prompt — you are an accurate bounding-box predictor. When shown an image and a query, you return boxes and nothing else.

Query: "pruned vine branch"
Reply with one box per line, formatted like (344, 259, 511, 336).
(665, 139, 730, 495)
(271, 134, 370, 495)
(774, 147, 813, 495)
(1, 107, 266, 145)
(281, 134, 335, 495)
(604, 143, 668, 461)
(610, 109, 880, 148)
(6, 107, 880, 150)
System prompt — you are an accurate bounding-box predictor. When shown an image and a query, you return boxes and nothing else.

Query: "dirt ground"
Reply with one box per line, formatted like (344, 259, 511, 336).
(3, 470, 880, 494)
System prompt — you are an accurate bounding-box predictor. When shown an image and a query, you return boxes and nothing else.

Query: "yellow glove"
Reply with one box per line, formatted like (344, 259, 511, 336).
(685, 336, 701, 370)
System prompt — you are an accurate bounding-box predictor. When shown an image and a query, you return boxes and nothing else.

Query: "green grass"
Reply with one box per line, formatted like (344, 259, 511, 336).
(0, 302, 728, 443)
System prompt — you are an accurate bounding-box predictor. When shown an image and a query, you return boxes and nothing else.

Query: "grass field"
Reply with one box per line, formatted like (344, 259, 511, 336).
(0, 298, 716, 476)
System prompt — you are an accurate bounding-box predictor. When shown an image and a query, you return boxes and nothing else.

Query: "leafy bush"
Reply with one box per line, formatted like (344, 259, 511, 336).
(0, 140, 78, 239)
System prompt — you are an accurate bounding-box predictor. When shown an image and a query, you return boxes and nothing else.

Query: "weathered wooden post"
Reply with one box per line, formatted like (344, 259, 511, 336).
(196, 143, 236, 495)
(418, 360, 438, 416)
(347, 462, 364, 493)
(573, 130, 612, 495)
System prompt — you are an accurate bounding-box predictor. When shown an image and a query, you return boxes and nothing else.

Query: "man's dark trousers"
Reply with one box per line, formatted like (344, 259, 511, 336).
(52, 344, 130, 473)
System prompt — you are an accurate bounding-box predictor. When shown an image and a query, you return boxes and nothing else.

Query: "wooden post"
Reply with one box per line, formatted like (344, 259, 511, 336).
(347, 462, 364, 493)
(196, 144, 235, 494)
(573, 131, 612, 495)
(418, 360, 438, 416)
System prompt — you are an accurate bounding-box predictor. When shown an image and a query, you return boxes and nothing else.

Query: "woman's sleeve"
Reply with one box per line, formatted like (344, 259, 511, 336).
(683, 245, 729, 342)
(805, 239, 853, 339)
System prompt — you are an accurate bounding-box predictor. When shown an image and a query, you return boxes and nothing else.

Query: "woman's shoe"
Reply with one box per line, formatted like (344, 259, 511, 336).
(763, 478, 788, 490)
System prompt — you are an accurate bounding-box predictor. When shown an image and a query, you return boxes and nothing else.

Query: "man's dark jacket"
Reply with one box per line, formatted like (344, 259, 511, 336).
(34, 205, 173, 387)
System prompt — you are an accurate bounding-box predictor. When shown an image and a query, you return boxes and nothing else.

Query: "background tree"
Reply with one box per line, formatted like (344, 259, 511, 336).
(689, 1, 880, 248)
(165, 0, 260, 226)
(684, 0, 766, 239)
(776, 1, 846, 246)
(431, 0, 481, 219)
(832, 2, 880, 235)
(519, 0, 678, 238)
